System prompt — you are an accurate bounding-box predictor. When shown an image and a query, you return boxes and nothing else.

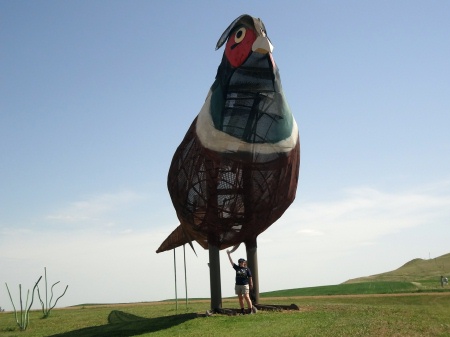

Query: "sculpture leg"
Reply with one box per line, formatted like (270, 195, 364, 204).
(208, 243, 222, 310)
(245, 243, 259, 305)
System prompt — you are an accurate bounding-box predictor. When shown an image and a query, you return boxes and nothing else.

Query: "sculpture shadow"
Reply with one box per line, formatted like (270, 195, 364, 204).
(48, 310, 198, 337)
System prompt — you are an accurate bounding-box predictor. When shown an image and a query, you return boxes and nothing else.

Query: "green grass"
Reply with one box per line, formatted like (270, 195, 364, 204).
(1, 283, 450, 337)
(261, 281, 419, 297)
(262, 279, 450, 297)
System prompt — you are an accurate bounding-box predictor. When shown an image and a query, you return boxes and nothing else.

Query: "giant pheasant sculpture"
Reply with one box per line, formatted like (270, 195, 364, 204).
(157, 14, 300, 254)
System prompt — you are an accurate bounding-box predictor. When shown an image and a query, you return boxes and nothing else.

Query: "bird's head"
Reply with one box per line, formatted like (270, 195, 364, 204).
(202, 14, 293, 151)
(216, 14, 273, 68)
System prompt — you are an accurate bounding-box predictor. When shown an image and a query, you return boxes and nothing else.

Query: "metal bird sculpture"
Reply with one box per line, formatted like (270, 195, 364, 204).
(157, 14, 300, 307)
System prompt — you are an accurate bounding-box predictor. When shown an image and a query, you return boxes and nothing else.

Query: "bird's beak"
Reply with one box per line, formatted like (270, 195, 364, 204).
(252, 36, 273, 54)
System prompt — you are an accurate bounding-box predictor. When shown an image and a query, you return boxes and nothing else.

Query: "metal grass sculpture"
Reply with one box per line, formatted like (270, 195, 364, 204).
(5, 276, 42, 331)
(37, 267, 68, 318)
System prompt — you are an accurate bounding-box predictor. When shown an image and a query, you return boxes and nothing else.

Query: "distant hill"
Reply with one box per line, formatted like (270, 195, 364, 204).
(344, 252, 450, 284)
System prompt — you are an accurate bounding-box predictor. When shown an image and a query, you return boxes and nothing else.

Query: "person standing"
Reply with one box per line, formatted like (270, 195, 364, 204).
(226, 250, 257, 314)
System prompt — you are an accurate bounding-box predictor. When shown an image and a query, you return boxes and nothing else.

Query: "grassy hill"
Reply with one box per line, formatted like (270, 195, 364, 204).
(260, 252, 450, 297)
(260, 281, 420, 297)
(344, 252, 450, 284)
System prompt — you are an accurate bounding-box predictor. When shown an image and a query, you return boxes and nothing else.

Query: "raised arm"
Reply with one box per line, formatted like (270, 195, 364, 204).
(226, 250, 234, 266)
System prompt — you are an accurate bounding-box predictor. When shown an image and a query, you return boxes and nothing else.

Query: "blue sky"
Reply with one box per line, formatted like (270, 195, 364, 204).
(1, 1, 449, 311)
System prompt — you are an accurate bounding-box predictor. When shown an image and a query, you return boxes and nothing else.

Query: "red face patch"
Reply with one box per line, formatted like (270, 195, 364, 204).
(224, 26, 257, 68)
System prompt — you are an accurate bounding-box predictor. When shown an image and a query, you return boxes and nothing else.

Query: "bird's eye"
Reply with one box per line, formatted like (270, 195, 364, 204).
(234, 27, 246, 44)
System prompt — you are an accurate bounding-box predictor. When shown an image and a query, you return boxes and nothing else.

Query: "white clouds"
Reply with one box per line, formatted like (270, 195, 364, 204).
(45, 191, 144, 224)
(284, 184, 450, 248)
(254, 182, 450, 290)
(36, 190, 153, 236)
(297, 229, 324, 236)
(1, 229, 173, 309)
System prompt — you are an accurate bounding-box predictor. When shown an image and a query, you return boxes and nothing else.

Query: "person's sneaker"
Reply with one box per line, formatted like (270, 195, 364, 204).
(240, 308, 245, 315)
